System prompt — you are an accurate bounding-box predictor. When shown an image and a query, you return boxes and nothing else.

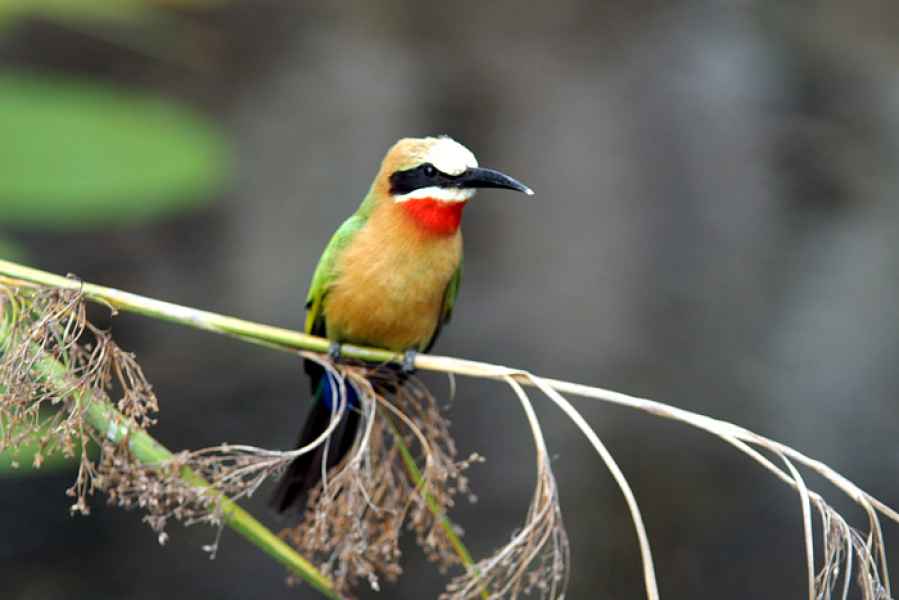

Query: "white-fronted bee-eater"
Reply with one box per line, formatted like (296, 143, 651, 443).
(272, 136, 532, 512)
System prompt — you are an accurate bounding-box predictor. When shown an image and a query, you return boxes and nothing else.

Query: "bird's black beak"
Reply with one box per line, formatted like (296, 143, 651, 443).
(456, 167, 534, 195)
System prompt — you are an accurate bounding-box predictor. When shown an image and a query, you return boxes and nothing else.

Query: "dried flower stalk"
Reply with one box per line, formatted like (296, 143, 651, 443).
(4, 259, 899, 600)
(280, 360, 487, 597)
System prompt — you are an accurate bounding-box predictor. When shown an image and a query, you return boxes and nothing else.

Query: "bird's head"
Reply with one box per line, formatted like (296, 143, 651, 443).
(372, 136, 533, 235)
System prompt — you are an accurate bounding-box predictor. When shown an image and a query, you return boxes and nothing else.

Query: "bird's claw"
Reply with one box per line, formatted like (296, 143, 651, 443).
(328, 342, 343, 363)
(402, 349, 417, 375)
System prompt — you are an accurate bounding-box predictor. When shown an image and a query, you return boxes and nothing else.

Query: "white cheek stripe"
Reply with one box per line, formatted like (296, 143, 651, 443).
(393, 186, 475, 203)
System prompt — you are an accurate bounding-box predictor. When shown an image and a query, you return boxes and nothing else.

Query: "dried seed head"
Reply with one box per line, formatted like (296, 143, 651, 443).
(279, 362, 482, 596)
(0, 285, 159, 516)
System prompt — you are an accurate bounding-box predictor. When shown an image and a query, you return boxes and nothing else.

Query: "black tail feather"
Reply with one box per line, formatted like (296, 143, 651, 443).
(270, 360, 361, 514)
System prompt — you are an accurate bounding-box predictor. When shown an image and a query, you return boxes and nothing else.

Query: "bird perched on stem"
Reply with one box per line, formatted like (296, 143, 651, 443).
(272, 136, 532, 513)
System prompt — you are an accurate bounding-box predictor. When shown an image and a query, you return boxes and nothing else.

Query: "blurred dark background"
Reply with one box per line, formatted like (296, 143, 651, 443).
(3, 1, 899, 598)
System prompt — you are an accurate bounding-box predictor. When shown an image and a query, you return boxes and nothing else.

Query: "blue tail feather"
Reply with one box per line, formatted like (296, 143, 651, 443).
(319, 370, 360, 411)
(270, 360, 362, 513)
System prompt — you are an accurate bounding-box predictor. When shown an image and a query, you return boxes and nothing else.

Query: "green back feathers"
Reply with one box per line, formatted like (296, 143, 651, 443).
(304, 213, 366, 335)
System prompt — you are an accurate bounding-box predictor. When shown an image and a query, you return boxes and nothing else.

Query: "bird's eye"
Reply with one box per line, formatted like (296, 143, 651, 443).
(423, 164, 436, 177)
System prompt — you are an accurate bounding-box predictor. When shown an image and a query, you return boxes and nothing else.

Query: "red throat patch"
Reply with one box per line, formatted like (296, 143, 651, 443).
(400, 198, 466, 235)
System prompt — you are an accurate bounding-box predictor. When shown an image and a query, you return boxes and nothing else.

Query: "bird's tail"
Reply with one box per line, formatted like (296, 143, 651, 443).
(270, 359, 361, 514)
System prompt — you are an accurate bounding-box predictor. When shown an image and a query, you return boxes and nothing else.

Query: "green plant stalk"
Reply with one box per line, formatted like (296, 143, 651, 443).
(0, 260, 521, 384)
(0, 259, 376, 361)
(1, 320, 340, 600)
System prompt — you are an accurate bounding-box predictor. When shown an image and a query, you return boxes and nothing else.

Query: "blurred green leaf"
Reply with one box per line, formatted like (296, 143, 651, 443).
(0, 0, 234, 64)
(0, 419, 93, 477)
(0, 70, 230, 229)
(0, 439, 83, 476)
(0, 0, 234, 24)
(0, 0, 150, 24)
(0, 238, 26, 261)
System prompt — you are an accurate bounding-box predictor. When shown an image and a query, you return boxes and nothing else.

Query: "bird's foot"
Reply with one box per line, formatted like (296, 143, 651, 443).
(401, 349, 418, 375)
(328, 342, 343, 363)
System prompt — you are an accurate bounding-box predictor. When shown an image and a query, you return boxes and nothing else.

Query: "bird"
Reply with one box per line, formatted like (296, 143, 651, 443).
(271, 135, 532, 513)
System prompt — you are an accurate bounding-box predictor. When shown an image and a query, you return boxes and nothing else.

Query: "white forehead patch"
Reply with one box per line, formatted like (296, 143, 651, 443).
(427, 137, 478, 176)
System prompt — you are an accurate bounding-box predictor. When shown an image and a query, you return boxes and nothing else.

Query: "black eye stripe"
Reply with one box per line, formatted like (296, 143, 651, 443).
(389, 163, 461, 195)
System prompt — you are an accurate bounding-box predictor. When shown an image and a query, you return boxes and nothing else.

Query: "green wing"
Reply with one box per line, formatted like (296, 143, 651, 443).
(304, 214, 366, 337)
(425, 257, 462, 352)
